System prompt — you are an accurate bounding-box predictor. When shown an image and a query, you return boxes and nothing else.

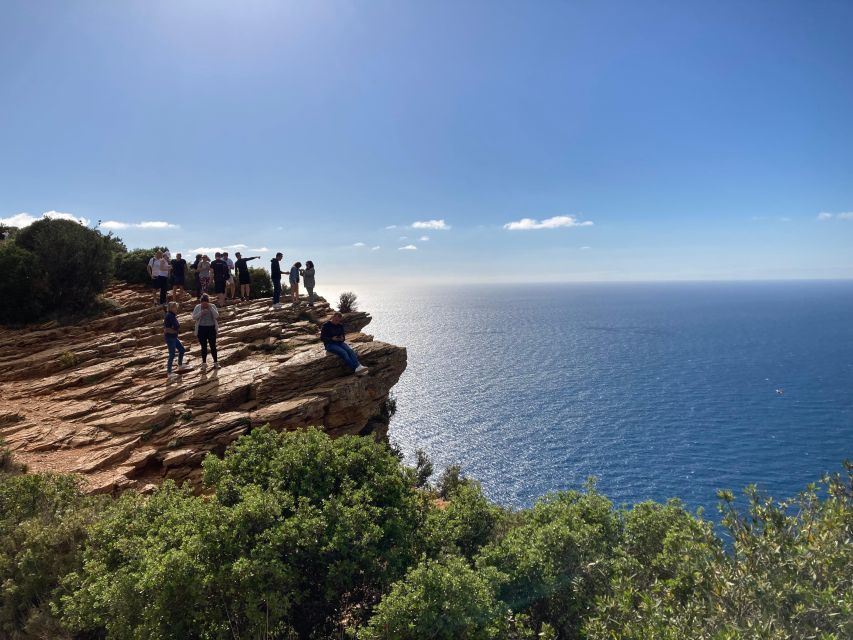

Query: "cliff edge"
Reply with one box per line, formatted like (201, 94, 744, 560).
(0, 285, 407, 494)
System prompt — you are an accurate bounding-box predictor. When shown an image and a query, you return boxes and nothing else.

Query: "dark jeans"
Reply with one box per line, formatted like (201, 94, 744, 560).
(165, 334, 185, 373)
(272, 279, 282, 304)
(197, 325, 217, 363)
(325, 342, 360, 370)
(306, 286, 315, 305)
(156, 275, 169, 304)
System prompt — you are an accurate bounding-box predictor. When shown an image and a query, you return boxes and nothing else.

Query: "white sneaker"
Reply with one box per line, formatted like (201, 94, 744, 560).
(212, 362, 220, 369)
(167, 373, 177, 381)
(273, 303, 281, 309)
(200, 362, 208, 371)
(354, 365, 369, 376)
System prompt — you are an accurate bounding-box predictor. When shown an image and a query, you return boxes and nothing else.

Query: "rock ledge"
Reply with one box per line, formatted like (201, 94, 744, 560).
(0, 285, 406, 494)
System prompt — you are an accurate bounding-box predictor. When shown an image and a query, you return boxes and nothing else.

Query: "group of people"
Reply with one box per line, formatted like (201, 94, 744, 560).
(147, 250, 316, 310)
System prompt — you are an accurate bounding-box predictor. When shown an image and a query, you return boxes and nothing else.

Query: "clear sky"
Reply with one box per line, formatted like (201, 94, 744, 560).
(1, 0, 851, 284)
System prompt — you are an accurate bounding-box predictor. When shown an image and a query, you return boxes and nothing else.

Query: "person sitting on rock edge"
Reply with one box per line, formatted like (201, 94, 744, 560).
(320, 312, 368, 376)
(164, 301, 186, 381)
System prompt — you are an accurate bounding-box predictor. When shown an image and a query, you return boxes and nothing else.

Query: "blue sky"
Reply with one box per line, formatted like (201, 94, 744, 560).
(1, 0, 851, 284)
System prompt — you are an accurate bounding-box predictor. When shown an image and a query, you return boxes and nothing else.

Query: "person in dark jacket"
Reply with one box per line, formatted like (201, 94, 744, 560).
(320, 312, 368, 375)
(234, 251, 260, 302)
(289, 261, 302, 305)
(211, 252, 229, 307)
(271, 252, 285, 308)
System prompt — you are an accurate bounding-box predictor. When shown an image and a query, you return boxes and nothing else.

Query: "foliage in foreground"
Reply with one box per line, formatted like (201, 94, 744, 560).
(0, 428, 850, 640)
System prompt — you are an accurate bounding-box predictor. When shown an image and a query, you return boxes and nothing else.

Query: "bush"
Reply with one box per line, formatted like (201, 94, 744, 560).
(477, 484, 620, 639)
(425, 481, 502, 560)
(0, 473, 104, 639)
(339, 291, 358, 313)
(62, 427, 427, 639)
(13, 219, 115, 317)
(361, 556, 508, 640)
(114, 246, 167, 284)
(248, 267, 273, 299)
(0, 242, 46, 324)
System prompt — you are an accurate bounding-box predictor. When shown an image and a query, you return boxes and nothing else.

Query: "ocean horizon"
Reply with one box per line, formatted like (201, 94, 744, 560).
(348, 279, 853, 516)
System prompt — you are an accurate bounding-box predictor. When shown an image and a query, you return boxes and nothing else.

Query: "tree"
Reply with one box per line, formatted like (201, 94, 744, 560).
(14, 218, 114, 314)
(114, 246, 168, 284)
(0, 242, 46, 324)
(248, 267, 272, 299)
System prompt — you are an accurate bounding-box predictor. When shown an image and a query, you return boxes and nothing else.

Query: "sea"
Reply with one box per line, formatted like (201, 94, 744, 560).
(353, 281, 853, 517)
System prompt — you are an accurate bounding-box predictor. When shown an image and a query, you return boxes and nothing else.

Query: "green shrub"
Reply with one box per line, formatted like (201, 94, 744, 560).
(477, 484, 620, 639)
(62, 427, 427, 639)
(13, 218, 115, 316)
(425, 481, 502, 560)
(362, 556, 508, 640)
(249, 267, 273, 299)
(113, 246, 167, 284)
(0, 242, 46, 324)
(0, 473, 104, 639)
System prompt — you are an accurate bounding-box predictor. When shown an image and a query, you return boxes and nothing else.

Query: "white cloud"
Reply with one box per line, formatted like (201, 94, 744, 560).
(398, 244, 418, 251)
(817, 211, 853, 221)
(412, 219, 450, 230)
(371, 245, 381, 251)
(353, 242, 366, 247)
(398, 236, 408, 240)
(100, 220, 179, 230)
(419, 235, 430, 241)
(580, 246, 592, 250)
(385, 225, 398, 230)
(503, 215, 593, 230)
(224, 243, 248, 249)
(251, 247, 270, 252)
(190, 247, 223, 255)
(0, 210, 90, 228)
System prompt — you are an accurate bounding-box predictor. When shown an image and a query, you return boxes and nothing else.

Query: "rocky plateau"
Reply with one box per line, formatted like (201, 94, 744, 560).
(0, 284, 407, 494)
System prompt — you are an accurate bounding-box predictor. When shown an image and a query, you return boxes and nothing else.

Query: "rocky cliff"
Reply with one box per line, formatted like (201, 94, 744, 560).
(0, 285, 406, 494)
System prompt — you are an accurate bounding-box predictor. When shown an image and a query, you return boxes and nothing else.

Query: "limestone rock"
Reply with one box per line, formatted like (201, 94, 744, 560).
(0, 284, 406, 494)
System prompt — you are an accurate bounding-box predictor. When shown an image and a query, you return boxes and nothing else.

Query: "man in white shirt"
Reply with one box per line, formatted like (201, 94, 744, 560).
(148, 250, 170, 306)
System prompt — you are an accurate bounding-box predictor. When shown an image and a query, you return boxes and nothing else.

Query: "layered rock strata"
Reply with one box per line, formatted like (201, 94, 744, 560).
(0, 284, 406, 494)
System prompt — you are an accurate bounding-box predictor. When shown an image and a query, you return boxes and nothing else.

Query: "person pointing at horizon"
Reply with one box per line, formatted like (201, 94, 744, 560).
(234, 251, 260, 302)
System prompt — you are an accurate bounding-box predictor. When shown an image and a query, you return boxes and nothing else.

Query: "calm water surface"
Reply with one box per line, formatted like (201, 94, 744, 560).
(351, 282, 853, 515)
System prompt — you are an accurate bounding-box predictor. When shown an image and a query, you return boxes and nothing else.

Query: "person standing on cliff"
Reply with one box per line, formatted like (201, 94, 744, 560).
(289, 261, 302, 306)
(271, 252, 285, 308)
(234, 252, 260, 302)
(192, 294, 220, 370)
(301, 260, 316, 307)
(170, 252, 187, 301)
(164, 301, 186, 380)
(211, 252, 229, 307)
(148, 250, 170, 306)
(320, 312, 368, 376)
(223, 251, 235, 301)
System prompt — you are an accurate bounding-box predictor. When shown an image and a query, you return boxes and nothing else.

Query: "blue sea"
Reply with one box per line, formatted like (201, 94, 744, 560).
(356, 281, 853, 516)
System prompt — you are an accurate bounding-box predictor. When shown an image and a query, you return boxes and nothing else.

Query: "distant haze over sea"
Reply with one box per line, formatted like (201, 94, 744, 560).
(353, 280, 853, 515)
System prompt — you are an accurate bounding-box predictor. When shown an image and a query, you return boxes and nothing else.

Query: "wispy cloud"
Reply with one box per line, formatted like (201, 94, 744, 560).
(419, 235, 430, 241)
(580, 246, 592, 250)
(100, 220, 179, 230)
(252, 247, 270, 252)
(817, 211, 853, 221)
(371, 245, 381, 251)
(225, 243, 248, 249)
(0, 210, 90, 228)
(504, 215, 593, 230)
(412, 219, 450, 230)
(190, 247, 223, 255)
(385, 225, 398, 230)
(353, 242, 366, 247)
(398, 244, 418, 251)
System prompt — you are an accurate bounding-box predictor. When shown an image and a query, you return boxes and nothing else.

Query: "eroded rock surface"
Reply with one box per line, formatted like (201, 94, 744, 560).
(0, 285, 406, 494)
